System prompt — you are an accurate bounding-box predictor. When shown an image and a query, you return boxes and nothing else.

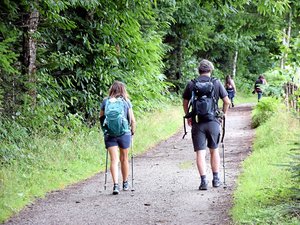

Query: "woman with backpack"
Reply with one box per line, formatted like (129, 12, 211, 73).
(100, 81, 136, 195)
(224, 75, 237, 107)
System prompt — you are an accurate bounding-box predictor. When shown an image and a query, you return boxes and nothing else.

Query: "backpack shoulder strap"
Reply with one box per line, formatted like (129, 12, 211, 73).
(121, 97, 131, 126)
(210, 78, 218, 107)
(210, 77, 218, 83)
(191, 78, 198, 85)
(104, 97, 110, 112)
(210, 77, 218, 94)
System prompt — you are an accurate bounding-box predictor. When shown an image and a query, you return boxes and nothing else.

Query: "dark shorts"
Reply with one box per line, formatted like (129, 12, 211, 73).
(191, 121, 221, 151)
(104, 133, 131, 149)
(226, 89, 235, 99)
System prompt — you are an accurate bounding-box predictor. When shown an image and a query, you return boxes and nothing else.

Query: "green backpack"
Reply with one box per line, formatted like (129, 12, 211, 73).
(103, 97, 130, 137)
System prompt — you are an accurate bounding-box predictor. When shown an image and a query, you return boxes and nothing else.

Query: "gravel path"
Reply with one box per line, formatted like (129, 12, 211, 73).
(3, 104, 254, 225)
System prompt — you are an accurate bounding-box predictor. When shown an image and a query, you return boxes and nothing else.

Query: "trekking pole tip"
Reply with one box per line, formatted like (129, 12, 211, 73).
(130, 188, 135, 196)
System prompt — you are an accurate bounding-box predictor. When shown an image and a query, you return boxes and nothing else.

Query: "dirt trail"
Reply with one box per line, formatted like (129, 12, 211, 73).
(3, 104, 254, 225)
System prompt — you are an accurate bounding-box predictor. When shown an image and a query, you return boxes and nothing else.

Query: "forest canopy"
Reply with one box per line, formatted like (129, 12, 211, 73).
(0, 0, 299, 129)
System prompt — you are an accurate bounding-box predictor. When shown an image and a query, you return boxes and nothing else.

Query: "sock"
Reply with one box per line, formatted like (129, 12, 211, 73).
(213, 172, 219, 180)
(200, 175, 207, 182)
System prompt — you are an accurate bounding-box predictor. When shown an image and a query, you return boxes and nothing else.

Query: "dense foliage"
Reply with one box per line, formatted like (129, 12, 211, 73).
(0, 0, 299, 126)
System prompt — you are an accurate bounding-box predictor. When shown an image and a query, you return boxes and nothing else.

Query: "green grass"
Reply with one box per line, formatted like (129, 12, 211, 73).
(0, 131, 102, 222)
(0, 104, 183, 223)
(234, 92, 257, 105)
(231, 110, 300, 224)
(179, 161, 194, 169)
(134, 104, 183, 155)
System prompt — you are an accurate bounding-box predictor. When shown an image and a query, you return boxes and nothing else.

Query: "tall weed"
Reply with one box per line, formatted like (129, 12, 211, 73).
(232, 110, 300, 224)
(286, 138, 300, 218)
(251, 97, 284, 128)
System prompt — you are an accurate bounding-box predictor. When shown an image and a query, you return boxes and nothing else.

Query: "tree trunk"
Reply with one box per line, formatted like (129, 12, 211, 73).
(281, 10, 292, 70)
(232, 50, 238, 78)
(280, 27, 286, 70)
(282, 11, 292, 107)
(22, 9, 39, 107)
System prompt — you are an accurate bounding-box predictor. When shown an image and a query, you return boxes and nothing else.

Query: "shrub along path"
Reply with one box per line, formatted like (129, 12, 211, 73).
(3, 104, 254, 225)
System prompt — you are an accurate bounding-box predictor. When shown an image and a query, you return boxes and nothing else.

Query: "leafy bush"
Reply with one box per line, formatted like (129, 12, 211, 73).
(0, 103, 86, 167)
(252, 97, 284, 128)
(235, 74, 258, 95)
(0, 118, 30, 166)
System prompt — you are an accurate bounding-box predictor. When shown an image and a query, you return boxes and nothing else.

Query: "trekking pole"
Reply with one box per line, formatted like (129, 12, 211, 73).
(221, 115, 227, 188)
(104, 148, 108, 190)
(131, 136, 135, 192)
(182, 117, 188, 139)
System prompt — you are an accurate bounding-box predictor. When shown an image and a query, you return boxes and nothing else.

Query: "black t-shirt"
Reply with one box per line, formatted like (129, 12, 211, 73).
(255, 79, 263, 92)
(182, 75, 228, 103)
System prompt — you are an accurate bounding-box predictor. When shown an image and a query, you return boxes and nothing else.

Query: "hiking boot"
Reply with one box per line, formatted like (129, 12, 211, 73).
(112, 184, 119, 195)
(212, 178, 221, 188)
(123, 181, 129, 191)
(199, 180, 208, 190)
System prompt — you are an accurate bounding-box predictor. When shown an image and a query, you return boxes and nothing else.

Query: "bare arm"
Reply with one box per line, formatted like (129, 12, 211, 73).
(99, 109, 105, 128)
(100, 109, 104, 118)
(222, 96, 231, 115)
(129, 108, 136, 135)
(183, 99, 189, 115)
(183, 99, 192, 126)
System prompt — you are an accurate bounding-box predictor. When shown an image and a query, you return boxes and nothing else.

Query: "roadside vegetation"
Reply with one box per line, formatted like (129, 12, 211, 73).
(231, 97, 300, 224)
(0, 104, 183, 223)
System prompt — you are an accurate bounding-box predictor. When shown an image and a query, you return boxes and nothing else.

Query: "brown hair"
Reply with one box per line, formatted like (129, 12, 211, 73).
(108, 81, 129, 99)
(225, 75, 232, 84)
(198, 59, 214, 74)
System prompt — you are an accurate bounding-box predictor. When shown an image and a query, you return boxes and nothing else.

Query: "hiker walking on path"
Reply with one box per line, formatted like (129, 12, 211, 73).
(253, 75, 267, 102)
(225, 75, 237, 107)
(182, 59, 230, 190)
(100, 81, 136, 195)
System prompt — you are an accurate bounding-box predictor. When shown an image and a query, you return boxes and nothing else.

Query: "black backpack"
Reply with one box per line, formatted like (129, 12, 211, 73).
(254, 79, 263, 92)
(185, 77, 218, 123)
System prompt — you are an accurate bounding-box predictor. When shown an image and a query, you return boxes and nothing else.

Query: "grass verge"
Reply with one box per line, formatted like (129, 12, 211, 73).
(234, 92, 257, 105)
(0, 104, 183, 223)
(231, 110, 300, 224)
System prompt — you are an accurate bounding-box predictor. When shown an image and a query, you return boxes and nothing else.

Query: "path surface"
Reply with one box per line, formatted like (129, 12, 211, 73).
(3, 104, 254, 225)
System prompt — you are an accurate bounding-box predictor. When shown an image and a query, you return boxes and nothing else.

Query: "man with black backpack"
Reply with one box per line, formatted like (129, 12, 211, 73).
(182, 59, 230, 190)
(253, 75, 267, 102)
